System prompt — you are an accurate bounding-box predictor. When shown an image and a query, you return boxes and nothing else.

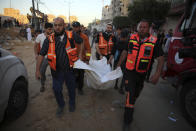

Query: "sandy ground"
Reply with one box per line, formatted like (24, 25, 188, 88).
(0, 28, 195, 131)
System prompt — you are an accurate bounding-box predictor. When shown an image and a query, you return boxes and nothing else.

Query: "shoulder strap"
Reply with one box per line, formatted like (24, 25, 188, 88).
(65, 31, 75, 48)
(48, 33, 55, 43)
(148, 35, 157, 44)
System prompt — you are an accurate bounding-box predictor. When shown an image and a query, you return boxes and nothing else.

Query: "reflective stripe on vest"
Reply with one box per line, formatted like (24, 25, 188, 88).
(65, 31, 78, 67)
(98, 33, 114, 56)
(125, 92, 134, 108)
(126, 33, 157, 73)
(86, 53, 91, 57)
(47, 32, 78, 71)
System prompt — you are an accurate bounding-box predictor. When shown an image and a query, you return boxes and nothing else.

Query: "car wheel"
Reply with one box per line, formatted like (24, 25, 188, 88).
(181, 80, 196, 126)
(5, 79, 28, 120)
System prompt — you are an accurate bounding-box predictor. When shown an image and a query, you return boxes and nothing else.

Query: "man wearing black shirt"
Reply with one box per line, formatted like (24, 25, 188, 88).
(108, 29, 129, 94)
(35, 17, 83, 117)
(95, 23, 116, 60)
(117, 20, 164, 131)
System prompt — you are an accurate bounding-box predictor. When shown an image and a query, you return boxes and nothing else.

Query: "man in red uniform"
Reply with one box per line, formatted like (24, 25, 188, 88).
(95, 23, 116, 60)
(117, 20, 164, 130)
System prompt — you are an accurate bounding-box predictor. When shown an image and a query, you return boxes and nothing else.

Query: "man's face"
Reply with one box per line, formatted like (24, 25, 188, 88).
(138, 22, 149, 37)
(106, 25, 113, 33)
(54, 20, 64, 34)
(45, 27, 53, 35)
(73, 26, 80, 33)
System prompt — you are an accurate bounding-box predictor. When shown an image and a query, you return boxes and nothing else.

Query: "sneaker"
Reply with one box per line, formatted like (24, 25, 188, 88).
(69, 105, 75, 112)
(40, 86, 45, 92)
(78, 89, 84, 95)
(56, 107, 64, 118)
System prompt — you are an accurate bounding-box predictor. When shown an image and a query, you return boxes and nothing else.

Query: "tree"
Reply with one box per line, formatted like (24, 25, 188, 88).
(113, 16, 131, 28)
(128, 0, 171, 26)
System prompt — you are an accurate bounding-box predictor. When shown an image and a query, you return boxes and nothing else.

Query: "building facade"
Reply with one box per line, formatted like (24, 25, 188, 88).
(47, 14, 56, 23)
(3, 8, 28, 24)
(102, 5, 113, 20)
(101, 0, 133, 21)
(120, 0, 133, 16)
(69, 16, 78, 23)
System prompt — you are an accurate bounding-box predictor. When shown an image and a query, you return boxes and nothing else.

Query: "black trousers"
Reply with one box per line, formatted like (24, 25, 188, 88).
(124, 70, 146, 124)
(74, 69, 84, 90)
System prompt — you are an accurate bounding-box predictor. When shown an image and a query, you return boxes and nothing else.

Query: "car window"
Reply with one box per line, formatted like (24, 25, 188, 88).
(180, 3, 196, 31)
(190, 10, 196, 29)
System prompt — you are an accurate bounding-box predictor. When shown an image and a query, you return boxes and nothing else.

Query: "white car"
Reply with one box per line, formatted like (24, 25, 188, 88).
(0, 48, 28, 122)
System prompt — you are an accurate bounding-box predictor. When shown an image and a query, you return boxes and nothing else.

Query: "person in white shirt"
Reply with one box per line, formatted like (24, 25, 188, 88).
(26, 26, 32, 41)
(34, 23, 53, 92)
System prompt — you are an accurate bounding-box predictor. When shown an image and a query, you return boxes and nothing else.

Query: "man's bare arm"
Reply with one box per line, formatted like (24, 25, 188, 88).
(150, 56, 164, 84)
(117, 50, 128, 67)
(34, 43, 39, 59)
(35, 55, 44, 79)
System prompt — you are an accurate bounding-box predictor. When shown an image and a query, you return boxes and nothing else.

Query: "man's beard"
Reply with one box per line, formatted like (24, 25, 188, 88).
(75, 30, 81, 34)
(55, 29, 65, 36)
(138, 32, 149, 39)
(105, 30, 112, 35)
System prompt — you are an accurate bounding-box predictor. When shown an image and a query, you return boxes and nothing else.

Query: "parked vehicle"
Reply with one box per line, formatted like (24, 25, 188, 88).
(0, 48, 28, 122)
(163, 0, 196, 125)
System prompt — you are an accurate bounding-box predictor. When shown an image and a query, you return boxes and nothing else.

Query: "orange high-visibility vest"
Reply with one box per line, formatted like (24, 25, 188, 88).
(126, 33, 157, 73)
(98, 32, 114, 56)
(47, 31, 78, 71)
(79, 33, 91, 61)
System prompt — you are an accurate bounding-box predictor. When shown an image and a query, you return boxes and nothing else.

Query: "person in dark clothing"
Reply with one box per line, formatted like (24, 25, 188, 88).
(108, 29, 129, 94)
(163, 28, 173, 46)
(95, 23, 117, 60)
(35, 17, 83, 117)
(117, 20, 164, 131)
(115, 27, 122, 40)
(157, 29, 165, 47)
(91, 28, 98, 48)
(72, 21, 91, 95)
(3, 20, 7, 28)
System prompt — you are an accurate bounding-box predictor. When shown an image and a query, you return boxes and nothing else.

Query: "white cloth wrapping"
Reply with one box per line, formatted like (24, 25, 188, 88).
(74, 57, 123, 89)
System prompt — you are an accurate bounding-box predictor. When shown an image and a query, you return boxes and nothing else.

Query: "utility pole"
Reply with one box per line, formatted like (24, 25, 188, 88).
(69, 0, 71, 24)
(32, 0, 36, 29)
(64, 0, 73, 24)
(37, 0, 39, 10)
(36, 0, 40, 30)
(10, 0, 11, 8)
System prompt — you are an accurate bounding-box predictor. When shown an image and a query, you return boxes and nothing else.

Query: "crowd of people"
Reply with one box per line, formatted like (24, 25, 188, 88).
(33, 17, 172, 131)
(0, 17, 20, 28)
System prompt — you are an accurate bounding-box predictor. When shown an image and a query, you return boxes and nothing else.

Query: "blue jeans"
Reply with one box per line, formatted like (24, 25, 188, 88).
(52, 70, 76, 108)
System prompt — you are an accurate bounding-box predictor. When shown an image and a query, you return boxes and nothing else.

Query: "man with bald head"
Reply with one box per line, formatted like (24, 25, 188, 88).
(35, 17, 83, 117)
(117, 20, 164, 130)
